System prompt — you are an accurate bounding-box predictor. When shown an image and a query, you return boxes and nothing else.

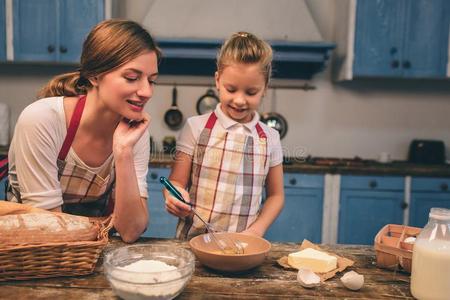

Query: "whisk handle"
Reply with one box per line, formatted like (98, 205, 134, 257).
(160, 176, 191, 206)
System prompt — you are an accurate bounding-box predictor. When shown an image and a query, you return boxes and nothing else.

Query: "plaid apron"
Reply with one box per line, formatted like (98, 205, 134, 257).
(9, 96, 115, 217)
(176, 112, 269, 239)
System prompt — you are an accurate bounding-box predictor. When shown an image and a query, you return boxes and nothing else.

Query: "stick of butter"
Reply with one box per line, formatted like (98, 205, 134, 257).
(288, 248, 337, 273)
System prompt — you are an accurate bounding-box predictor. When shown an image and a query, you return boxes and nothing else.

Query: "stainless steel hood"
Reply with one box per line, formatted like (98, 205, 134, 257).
(142, 0, 334, 80)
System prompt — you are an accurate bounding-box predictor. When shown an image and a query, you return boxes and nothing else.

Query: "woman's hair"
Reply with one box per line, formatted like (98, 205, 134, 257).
(217, 31, 273, 86)
(38, 19, 161, 98)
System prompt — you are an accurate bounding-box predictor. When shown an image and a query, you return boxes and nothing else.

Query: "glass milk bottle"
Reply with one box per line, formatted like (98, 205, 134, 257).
(410, 208, 450, 300)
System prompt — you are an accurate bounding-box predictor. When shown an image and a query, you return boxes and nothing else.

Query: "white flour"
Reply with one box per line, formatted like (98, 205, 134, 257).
(109, 259, 188, 300)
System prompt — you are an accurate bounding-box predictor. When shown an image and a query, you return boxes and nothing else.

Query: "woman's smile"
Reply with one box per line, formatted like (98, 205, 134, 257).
(126, 99, 145, 112)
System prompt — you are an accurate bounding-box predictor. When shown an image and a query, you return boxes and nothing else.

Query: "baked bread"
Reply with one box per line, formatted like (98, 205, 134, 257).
(0, 203, 100, 245)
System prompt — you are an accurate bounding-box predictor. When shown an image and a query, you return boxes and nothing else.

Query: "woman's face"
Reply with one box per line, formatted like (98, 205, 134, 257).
(215, 62, 266, 123)
(92, 50, 159, 121)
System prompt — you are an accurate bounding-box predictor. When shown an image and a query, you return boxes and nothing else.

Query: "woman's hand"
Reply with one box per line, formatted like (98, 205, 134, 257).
(113, 112, 151, 154)
(164, 185, 192, 218)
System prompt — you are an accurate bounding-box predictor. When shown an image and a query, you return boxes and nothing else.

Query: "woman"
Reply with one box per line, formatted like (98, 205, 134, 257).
(7, 19, 160, 243)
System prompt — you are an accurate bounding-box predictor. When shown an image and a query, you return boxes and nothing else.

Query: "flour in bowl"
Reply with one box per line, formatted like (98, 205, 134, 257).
(108, 259, 189, 300)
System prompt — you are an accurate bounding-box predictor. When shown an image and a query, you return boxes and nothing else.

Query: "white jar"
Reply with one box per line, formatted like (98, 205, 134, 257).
(410, 208, 450, 300)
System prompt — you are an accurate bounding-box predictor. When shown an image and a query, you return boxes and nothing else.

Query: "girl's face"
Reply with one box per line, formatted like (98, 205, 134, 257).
(91, 51, 159, 121)
(215, 62, 266, 123)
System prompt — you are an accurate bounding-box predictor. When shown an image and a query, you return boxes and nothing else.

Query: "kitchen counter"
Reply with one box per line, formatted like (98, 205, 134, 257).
(3, 147, 449, 177)
(0, 237, 413, 299)
(150, 153, 450, 177)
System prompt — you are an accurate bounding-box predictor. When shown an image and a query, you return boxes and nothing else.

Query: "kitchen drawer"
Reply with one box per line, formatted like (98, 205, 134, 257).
(340, 175, 404, 191)
(411, 177, 450, 192)
(283, 173, 324, 189)
(147, 167, 170, 190)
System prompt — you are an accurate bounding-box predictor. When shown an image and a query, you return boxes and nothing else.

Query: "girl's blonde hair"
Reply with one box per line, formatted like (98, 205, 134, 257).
(217, 31, 273, 86)
(38, 19, 161, 98)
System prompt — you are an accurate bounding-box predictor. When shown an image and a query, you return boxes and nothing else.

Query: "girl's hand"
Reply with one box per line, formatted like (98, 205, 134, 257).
(164, 186, 192, 218)
(113, 112, 151, 154)
(241, 227, 264, 237)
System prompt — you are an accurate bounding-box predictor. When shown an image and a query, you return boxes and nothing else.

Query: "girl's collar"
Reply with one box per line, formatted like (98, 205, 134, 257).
(214, 104, 260, 131)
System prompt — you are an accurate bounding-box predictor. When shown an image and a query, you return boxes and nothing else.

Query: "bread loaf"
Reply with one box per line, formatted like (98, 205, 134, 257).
(0, 212, 100, 245)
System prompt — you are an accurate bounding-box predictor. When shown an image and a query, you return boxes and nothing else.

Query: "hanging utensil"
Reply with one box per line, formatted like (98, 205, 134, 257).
(196, 88, 220, 115)
(164, 86, 184, 130)
(260, 89, 288, 139)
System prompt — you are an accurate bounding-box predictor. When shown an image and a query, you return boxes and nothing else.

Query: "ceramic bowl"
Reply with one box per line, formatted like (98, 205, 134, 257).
(104, 244, 195, 300)
(189, 232, 271, 272)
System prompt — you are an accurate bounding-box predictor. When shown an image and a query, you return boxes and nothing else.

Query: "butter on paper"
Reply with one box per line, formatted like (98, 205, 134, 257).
(277, 239, 354, 282)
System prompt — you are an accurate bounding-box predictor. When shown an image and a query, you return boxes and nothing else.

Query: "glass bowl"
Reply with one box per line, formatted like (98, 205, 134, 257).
(104, 244, 195, 300)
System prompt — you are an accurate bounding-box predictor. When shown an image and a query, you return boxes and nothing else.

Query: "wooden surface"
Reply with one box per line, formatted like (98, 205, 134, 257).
(0, 237, 413, 299)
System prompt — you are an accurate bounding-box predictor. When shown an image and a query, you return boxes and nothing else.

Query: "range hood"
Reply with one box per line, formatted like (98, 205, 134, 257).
(142, 0, 335, 81)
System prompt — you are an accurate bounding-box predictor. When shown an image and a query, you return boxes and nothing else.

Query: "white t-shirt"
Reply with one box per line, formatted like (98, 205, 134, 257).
(8, 96, 149, 209)
(177, 104, 283, 167)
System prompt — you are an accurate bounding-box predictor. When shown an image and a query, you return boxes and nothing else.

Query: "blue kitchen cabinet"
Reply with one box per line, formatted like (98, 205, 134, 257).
(142, 167, 178, 238)
(0, 0, 5, 60)
(0, 177, 6, 200)
(409, 177, 450, 228)
(13, 0, 104, 62)
(264, 173, 324, 243)
(354, 0, 449, 78)
(338, 175, 405, 245)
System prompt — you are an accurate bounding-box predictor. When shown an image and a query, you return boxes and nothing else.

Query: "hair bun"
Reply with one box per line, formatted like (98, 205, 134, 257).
(237, 32, 249, 38)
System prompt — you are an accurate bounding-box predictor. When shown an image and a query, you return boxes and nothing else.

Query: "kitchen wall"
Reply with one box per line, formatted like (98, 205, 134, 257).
(1, 0, 449, 161)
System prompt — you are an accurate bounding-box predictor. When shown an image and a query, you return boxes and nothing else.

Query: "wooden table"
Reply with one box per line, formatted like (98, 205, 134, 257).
(0, 237, 413, 299)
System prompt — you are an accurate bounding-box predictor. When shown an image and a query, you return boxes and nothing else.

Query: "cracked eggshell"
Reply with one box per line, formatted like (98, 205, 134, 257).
(340, 271, 364, 291)
(297, 268, 321, 288)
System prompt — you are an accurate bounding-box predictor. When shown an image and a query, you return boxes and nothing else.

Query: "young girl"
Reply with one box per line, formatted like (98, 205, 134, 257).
(164, 31, 285, 239)
(7, 19, 160, 243)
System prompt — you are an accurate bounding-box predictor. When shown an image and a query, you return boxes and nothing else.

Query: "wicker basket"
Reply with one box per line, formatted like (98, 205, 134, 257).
(0, 215, 113, 281)
(374, 224, 421, 273)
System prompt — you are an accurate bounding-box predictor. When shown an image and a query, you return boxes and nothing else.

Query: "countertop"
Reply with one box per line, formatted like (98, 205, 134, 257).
(3, 146, 449, 177)
(149, 153, 450, 177)
(0, 237, 413, 299)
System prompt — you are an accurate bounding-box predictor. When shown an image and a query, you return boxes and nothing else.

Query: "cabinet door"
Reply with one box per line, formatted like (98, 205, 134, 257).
(402, 0, 450, 78)
(0, 0, 5, 60)
(409, 177, 450, 227)
(59, 0, 103, 62)
(264, 187, 323, 243)
(142, 168, 178, 238)
(410, 193, 450, 227)
(353, 0, 405, 77)
(265, 174, 324, 243)
(0, 177, 6, 200)
(338, 190, 404, 245)
(13, 0, 58, 61)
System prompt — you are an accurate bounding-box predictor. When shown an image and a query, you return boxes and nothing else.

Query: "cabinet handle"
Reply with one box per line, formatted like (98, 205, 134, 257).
(440, 183, 448, 192)
(389, 47, 398, 55)
(289, 178, 297, 186)
(391, 60, 399, 68)
(369, 180, 377, 188)
(60, 46, 68, 53)
(402, 60, 411, 69)
(150, 172, 158, 180)
(47, 45, 55, 53)
(401, 202, 408, 210)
